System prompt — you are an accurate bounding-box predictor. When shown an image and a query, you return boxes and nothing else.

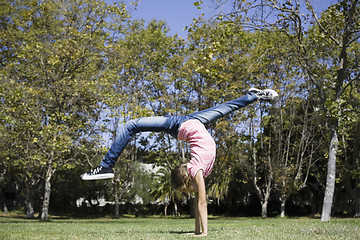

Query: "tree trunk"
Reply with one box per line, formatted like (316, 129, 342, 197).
(111, 114, 123, 220)
(355, 184, 360, 218)
(41, 166, 53, 221)
(355, 199, 360, 218)
(280, 196, 286, 218)
(174, 202, 179, 217)
(164, 204, 168, 216)
(26, 197, 35, 218)
(113, 179, 120, 219)
(261, 200, 268, 218)
(114, 193, 120, 219)
(23, 182, 35, 218)
(250, 116, 272, 219)
(321, 128, 338, 222)
(3, 203, 8, 214)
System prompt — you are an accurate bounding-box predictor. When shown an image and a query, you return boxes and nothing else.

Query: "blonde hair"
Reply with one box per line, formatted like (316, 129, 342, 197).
(171, 163, 190, 190)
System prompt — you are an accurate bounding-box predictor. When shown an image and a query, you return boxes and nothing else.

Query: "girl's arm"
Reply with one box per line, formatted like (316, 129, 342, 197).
(193, 170, 207, 237)
(193, 195, 201, 234)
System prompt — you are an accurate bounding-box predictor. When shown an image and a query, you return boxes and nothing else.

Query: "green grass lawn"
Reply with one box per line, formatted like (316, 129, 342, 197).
(0, 215, 359, 240)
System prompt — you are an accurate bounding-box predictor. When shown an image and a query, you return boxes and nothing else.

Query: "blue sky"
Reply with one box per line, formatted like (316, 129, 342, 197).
(126, 0, 336, 38)
(128, 0, 206, 38)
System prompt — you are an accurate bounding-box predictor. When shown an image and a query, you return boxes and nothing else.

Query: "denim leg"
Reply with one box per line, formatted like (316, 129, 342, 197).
(188, 92, 257, 125)
(100, 116, 171, 168)
(100, 93, 257, 168)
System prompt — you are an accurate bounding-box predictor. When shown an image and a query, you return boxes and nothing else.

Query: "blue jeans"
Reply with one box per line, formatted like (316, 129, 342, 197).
(100, 92, 257, 168)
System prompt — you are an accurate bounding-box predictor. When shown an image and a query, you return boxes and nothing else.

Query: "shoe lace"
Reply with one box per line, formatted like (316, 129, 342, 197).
(90, 166, 102, 175)
(257, 90, 271, 98)
(262, 91, 270, 97)
(251, 89, 265, 96)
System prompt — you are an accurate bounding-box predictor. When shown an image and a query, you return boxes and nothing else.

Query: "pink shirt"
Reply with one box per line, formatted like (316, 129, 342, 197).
(177, 119, 216, 178)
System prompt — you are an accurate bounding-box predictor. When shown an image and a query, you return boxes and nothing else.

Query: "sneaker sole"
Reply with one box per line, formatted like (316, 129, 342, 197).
(81, 173, 115, 180)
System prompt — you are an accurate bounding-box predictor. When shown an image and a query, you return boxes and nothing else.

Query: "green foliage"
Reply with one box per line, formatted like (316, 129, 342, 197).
(199, 0, 359, 217)
(121, 161, 156, 204)
(0, 0, 129, 218)
(151, 166, 184, 207)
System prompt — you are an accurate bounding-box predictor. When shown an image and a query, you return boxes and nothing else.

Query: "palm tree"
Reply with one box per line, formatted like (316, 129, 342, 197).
(151, 166, 183, 216)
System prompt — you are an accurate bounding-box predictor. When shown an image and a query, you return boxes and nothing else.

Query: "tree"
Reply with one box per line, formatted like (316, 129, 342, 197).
(200, 0, 360, 221)
(269, 96, 326, 217)
(277, 0, 360, 221)
(0, 0, 129, 220)
(151, 166, 184, 216)
(338, 96, 360, 217)
(249, 113, 273, 218)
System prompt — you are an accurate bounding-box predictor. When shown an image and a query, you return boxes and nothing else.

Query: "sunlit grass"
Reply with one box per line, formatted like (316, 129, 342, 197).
(0, 215, 359, 239)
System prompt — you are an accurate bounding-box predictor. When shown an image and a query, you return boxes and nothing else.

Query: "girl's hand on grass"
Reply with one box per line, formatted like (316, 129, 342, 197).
(194, 233, 207, 237)
(182, 231, 207, 237)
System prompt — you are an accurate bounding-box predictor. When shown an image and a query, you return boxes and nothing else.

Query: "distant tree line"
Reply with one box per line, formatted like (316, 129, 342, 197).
(0, 0, 359, 221)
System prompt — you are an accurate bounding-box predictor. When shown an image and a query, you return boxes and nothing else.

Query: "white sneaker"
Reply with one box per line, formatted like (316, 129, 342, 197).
(81, 166, 114, 180)
(249, 88, 279, 101)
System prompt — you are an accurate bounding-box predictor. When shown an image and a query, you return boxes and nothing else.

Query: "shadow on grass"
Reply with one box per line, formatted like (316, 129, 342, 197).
(113, 229, 194, 235)
(169, 230, 193, 234)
